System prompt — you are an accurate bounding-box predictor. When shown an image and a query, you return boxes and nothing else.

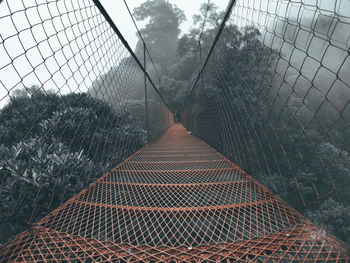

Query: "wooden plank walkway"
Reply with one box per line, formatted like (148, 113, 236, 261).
(1, 124, 348, 262)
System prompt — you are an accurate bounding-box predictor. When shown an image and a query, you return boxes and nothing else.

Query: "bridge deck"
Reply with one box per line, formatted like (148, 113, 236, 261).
(1, 124, 348, 262)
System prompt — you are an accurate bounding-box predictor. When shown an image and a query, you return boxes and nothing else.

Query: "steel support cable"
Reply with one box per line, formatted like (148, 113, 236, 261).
(122, 0, 162, 86)
(124, 0, 160, 86)
(184, 0, 237, 107)
(0, 0, 173, 249)
(92, 0, 172, 112)
(181, 0, 350, 250)
(198, 0, 213, 138)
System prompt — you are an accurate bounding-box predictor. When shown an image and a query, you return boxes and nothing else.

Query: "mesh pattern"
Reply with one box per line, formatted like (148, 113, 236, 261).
(182, 0, 350, 246)
(0, 0, 172, 246)
(1, 226, 346, 262)
(1, 124, 348, 261)
(0, 0, 349, 261)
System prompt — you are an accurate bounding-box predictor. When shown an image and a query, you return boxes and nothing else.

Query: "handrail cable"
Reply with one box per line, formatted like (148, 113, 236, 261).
(123, 0, 162, 86)
(184, 0, 237, 107)
(92, 0, 171, 112)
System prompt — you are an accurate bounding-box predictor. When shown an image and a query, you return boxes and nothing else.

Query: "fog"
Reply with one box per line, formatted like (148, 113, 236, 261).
(0, 0, 349, 135)
(0, 0, 228, 108)
(229, 1, 350, 128)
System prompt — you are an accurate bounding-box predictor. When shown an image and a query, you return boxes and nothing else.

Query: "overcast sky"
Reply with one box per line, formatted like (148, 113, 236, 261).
(0, 0, 229, 108)
(100, 0, 230, 50)
(0, 0, 346, 108)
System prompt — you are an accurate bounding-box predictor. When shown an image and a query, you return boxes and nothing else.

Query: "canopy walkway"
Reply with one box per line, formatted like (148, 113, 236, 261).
(0, 0, 350, 261)
(1, 124, 348, 261)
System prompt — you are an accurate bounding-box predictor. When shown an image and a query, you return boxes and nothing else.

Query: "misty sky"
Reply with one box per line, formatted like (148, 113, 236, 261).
(0, 0, 348, 108)
(100, 0, 229, 50)
(0, 0, 229, 108)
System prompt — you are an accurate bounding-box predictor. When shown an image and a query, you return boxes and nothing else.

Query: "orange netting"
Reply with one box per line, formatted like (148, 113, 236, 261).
(182, 0, 350, 248)
(1, 124, 348, 262)
(0, 0, 349, 261)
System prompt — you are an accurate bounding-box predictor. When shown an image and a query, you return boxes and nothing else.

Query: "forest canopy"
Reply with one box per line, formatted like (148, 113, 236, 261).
(127, 0, 350, 244)
(0, 89, 146, 244)
(0, 0, 349, 247)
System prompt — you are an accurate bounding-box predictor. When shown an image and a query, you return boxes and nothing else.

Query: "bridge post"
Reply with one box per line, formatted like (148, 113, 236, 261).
(189, 97, 193, 132)
(199, 40, 206, 138)
(143, 42, 150, 142)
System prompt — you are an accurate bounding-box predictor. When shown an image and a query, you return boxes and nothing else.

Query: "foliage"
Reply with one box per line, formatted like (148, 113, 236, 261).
(0, 137, 97, 243)
(0, 89, 146, 245)
(155, 3, 225, 115)
(89, 57, 145, 106)
(174, 3, 350, 244)
(305, 198, 350, 244)
(133, 0, 185, 75)
(0, 88, 61, 146)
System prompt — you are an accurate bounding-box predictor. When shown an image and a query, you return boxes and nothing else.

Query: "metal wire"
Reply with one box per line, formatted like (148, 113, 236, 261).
(123, 0, 162, 87)
(0, 0, 349, 261)
(1, 124, 349, 261)
(0, 0, 172, 247)
(182, 0, 350, 247)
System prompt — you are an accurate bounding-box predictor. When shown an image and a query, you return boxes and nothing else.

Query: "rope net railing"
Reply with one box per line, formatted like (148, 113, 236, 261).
(182, 0, 350, 246)
(0, 0, 173, 246)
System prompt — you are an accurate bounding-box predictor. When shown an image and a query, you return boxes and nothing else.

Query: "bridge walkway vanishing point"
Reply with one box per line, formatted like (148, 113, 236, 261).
(1, 123, 349, 262)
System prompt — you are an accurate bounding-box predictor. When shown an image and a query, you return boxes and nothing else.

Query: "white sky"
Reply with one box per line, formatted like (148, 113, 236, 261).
(100, 0, 230, 50)
(0, 0, 346, 108)
(0, 0, 229, 107)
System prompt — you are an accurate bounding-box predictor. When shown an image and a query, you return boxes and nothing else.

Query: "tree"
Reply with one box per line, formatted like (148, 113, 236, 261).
(159, 3, 226, 116)
(0, 88, 146, 244)
(133, 0, 185, 75)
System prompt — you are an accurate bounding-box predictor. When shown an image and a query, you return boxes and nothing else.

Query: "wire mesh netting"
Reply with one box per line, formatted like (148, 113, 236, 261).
(182, 0, 350, 246)
(0, 0, 350, 261)
(1, 124, 348, 261)
(0, 0, 172, 247)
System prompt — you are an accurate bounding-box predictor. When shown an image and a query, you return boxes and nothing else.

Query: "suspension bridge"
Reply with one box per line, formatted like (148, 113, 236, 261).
(0, 0, 350, 262)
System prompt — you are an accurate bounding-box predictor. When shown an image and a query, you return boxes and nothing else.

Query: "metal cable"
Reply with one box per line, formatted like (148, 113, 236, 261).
(182, 0, 350, 247)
